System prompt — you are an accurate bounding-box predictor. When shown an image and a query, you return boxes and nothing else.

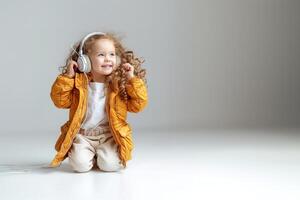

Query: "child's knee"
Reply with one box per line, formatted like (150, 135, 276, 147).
(68, 153, 94, 173)
(97, 158, 123, 172)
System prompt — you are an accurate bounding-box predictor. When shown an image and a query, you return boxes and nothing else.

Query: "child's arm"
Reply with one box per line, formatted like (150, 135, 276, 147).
(125, 76, 148, 113)
(50, 74, 75, 109)
(51, 60, 77, 109)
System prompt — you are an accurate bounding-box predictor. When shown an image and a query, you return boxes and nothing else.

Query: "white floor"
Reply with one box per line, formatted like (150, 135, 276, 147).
(1, 129, 300, 200)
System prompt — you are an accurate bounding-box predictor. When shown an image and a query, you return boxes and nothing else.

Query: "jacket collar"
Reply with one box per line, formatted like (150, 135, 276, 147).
(74, 72, 119, 93)
(74, 73, 87, 89)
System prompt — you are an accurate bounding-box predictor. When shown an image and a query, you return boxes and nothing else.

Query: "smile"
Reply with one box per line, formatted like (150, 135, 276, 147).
(101, 65, 113, 68)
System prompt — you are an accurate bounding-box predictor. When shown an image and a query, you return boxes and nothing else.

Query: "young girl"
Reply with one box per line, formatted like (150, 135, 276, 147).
(50, 32, 148, 172)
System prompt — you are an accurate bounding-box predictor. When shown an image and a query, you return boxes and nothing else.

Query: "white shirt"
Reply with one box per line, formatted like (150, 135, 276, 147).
(81, 82, 108, 130)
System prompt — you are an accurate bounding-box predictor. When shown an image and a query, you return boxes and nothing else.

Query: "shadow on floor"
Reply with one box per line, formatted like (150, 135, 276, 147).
(0, 162, 114, 174)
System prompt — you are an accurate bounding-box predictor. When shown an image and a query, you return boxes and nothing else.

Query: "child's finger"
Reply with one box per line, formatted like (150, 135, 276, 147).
(123, 64, 130, 70)
(122, 63, 128, 68)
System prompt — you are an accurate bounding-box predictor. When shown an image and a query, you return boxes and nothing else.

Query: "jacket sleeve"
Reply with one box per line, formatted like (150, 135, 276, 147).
(50, 74, 75, 109)
(125, 76, 148, 113)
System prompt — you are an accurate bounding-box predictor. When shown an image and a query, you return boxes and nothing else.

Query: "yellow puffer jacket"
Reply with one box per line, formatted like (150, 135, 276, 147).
(49, 72, 148, 168)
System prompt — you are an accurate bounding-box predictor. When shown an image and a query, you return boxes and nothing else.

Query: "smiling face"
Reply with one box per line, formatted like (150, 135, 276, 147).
(87, 38, 117, 82)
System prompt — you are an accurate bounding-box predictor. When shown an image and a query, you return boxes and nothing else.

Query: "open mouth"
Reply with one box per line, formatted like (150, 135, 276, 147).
(101, 64, 113, 68)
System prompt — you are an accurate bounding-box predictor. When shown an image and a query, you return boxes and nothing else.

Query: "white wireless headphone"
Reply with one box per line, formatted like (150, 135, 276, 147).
(77, 32, 106, 73)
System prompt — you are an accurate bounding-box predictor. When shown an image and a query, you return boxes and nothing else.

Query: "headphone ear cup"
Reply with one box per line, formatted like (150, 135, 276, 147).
(77, 54, 91, 73)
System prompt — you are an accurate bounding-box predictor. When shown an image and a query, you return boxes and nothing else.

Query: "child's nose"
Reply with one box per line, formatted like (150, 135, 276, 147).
(104, 56, 110, 61)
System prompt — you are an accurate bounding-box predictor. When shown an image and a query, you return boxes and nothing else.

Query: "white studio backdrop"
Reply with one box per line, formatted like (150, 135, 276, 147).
(0, 0, 299, 134)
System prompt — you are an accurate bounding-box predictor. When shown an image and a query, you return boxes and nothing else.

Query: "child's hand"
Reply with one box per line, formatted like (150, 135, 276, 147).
(122, 63, 134, 80)
(63, 59, 78, 78)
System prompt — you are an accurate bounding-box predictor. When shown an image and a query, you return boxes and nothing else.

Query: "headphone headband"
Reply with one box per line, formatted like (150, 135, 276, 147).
(78, 32, 106, 55)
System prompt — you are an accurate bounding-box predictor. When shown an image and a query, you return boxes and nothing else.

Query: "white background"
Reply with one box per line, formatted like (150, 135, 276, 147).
(0, 0, 299, 133)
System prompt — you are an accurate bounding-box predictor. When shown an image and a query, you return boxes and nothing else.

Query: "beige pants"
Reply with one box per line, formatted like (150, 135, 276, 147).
(68, 131, 124, 173)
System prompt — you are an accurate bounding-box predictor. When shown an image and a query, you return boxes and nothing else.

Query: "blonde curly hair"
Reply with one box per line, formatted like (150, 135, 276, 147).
(60, 32, 147, 102)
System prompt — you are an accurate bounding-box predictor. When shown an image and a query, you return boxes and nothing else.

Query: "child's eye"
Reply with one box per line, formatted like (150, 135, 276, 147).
(98, 53, 104, 56)
(110, 53, 115, 56)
